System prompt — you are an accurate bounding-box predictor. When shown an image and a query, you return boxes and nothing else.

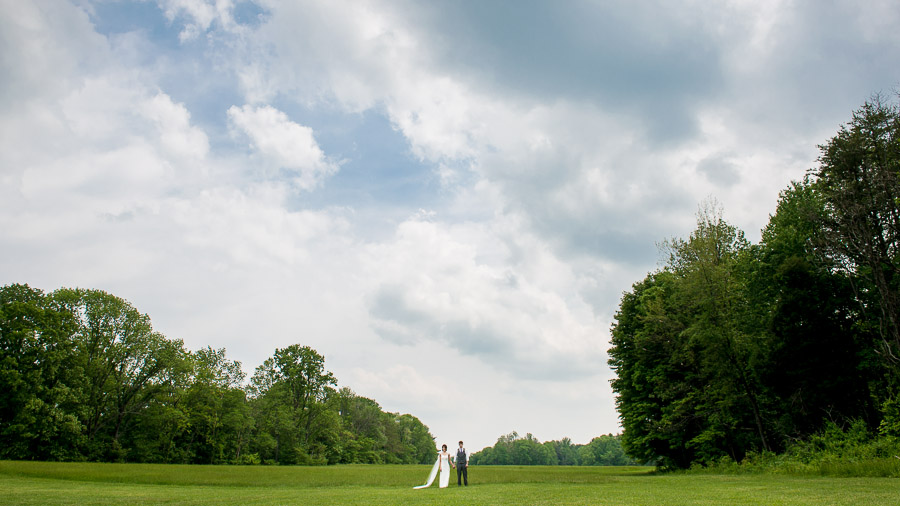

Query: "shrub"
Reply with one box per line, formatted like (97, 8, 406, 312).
(686, 420, 900, 477)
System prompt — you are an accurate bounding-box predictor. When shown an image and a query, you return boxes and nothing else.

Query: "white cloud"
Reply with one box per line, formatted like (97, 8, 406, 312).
(157, 0, 237, 41)
(6, 75, 211, 226)
(143, 93, 211, 161)
(0, 0, 107, 107)
(365, 214, 606, 380)
(348, 364, 460, 409)
(169, 183, 349, 268)
(0, 3, 210, 238)
(227, 104, 338, 191)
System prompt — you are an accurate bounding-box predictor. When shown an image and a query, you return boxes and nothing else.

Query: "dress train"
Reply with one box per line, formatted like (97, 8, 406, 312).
(413, 453, 451, 489)
(413, 457, 440, 489)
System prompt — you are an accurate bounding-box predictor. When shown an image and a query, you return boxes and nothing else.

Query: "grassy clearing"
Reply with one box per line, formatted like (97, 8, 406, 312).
(1, 461, 898, 506)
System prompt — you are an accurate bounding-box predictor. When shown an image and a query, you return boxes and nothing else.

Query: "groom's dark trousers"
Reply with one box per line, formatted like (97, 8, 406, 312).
(457, 464, 467, 486)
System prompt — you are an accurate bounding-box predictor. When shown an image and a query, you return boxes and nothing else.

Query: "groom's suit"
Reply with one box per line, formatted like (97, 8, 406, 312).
(455, 446, 469, 486)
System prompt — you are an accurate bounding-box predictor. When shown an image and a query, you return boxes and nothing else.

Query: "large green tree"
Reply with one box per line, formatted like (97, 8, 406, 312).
(249, 344, 337, 464)
(0, 284, 82, 460)
(52, 288, 187, 460)
(666, 202, 771, 456)
(612, 203, 785, 467)
(610, 191, 888, 467)
(812, 95, 900, 365)
(608, 270, 701, 467)
(181, 347, 251, 464)
(123, 350, 193, 463)
(752, 181, 880, 440)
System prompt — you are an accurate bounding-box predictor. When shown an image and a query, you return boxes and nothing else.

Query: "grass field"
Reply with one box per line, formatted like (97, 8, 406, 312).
(2, 461, 898, 505)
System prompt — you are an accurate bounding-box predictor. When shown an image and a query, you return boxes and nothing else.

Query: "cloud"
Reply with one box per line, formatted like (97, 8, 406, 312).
(0, 0, 108, 109)
(224, 1, 709, 261)
(227, 104, 339, 191)
(365, 215, 605, 381)
(348, 364, 460, 409)
(169, 184, 349, 268)
(238, 0, 900, 232)
(405, 0, 727, 142)
(142, 93, 211, 161)
(5, 72, 211, 225)
(220, 0, 900, 386)
(157, 0, 239, 41)
(696, 154, 740, 187)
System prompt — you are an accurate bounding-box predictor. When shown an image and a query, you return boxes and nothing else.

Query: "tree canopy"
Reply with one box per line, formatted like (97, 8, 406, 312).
(470, 431, 640, 466)
(609, 95, 900, 468)
(0, 285, 436, 465)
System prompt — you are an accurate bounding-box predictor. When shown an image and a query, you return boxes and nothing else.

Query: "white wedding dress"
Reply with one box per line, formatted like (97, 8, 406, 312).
(413, 451, 451, 489)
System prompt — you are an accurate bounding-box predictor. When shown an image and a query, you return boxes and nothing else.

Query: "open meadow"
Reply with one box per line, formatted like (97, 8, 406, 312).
(1, 461, 899, 506)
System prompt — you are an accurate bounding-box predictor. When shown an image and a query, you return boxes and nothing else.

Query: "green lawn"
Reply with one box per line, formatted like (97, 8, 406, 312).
(1, 461, 898, 505)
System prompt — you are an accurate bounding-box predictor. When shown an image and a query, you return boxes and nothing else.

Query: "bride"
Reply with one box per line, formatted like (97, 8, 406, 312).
(413, 444, 455, 489)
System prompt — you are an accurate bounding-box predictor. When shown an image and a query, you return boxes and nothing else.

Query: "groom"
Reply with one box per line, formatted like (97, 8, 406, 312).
(454, 440, 469, 486)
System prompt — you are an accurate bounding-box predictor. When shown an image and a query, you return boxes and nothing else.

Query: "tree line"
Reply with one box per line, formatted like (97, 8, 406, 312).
(609, 95, 900, 469)
(470, 431, 640, 466)
(0, 285, 437, 465)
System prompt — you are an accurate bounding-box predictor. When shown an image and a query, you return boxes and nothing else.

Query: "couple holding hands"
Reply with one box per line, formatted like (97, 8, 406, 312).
(414, 441, 469, 489)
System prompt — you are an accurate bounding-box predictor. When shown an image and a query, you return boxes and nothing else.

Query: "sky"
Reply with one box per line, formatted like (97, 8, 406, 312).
(2, 0, 899, 453)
